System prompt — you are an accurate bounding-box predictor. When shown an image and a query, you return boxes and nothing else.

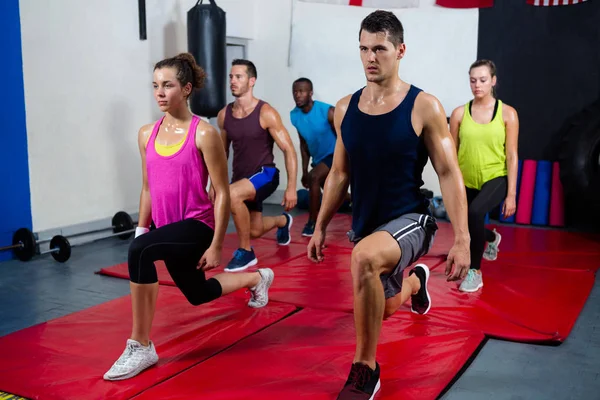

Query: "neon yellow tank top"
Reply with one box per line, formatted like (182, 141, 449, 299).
(458, 100, 507, 190)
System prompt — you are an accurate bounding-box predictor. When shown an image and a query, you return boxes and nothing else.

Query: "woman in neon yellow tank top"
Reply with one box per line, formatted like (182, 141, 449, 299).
(449, 60, 519, 293)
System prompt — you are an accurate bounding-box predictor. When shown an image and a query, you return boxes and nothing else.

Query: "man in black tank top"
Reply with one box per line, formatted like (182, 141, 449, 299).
(306, 11, 472, 400)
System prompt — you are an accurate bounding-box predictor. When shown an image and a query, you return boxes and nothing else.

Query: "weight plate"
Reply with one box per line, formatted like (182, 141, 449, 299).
(112, 211, 134, 240)
(12, 228, 36, 261)
(50, 235, 71, 263)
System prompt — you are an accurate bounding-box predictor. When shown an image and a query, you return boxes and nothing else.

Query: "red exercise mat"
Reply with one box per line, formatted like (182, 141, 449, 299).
(425, 260, 595, 342)
(132, 308, 486, 400)
(487, 224, 600, 255)
(0, 287, 297, 400)
(264, 247, 591, 343)
(495, 252, 600, 272)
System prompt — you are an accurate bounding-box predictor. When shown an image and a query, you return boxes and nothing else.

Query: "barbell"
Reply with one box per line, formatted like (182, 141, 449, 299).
(62, 211, 136, 242)
(0, 228, 71, 263)
(0, 211, 138, 263)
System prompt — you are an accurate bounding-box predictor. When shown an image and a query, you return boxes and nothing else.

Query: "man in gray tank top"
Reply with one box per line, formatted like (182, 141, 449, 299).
(216, 59, 298, 272)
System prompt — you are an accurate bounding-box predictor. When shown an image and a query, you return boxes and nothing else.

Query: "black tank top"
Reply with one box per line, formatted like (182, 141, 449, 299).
(341, 85, 430, 238)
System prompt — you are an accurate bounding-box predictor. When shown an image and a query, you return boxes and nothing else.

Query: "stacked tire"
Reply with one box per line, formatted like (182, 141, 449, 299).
(557, 97, 600, 231)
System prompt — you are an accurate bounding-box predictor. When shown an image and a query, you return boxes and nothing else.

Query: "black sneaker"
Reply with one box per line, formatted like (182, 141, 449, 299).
(336, 362, 381, 400)
(409, 264, 431, 315)
(276, 213, 293, 245)
(302, 221, 315, 237)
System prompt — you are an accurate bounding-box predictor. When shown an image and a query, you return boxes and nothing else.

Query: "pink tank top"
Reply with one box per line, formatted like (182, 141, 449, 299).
(146, 115, 215, 230)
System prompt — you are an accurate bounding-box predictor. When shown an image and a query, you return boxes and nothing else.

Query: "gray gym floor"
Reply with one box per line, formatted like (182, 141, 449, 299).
(0, 204, 598, 399)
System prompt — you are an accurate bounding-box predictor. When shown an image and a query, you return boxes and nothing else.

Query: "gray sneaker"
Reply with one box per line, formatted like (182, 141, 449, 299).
(483, 229, 501, 261)
(248, 268, 274, 308)
(459, 269, 483, 293)
(103, 339, 159, 381)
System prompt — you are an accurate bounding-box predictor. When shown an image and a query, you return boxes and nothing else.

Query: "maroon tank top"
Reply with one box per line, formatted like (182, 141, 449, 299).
(224, 100, 276, 182)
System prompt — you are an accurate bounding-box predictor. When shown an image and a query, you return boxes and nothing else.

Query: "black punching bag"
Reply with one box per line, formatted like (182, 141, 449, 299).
(187, 0, 226, 118)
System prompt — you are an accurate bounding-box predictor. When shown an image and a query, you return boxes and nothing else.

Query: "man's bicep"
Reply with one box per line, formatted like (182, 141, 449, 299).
(217, 108, 226, 132)
(219, 128, 230, 153)
(448, 107, 463, 149)
(271, 126, 294, 153)
(333, 97, 350, 133)
(331, 135, 349, 173)
(263, 108, 293, 151)
(330, 95, 351, 173)
(422, 98, 456, 176)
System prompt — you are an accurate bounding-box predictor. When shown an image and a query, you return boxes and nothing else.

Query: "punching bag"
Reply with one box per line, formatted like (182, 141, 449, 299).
(187, 0, 226, 118)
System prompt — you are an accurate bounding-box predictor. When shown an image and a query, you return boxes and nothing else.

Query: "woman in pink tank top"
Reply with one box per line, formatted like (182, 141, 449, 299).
(103, 53, 275, 382)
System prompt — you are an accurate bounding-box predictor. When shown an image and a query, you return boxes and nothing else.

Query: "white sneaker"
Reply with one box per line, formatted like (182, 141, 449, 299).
(459, 269, 483, 293)
(103, 339, 159, 381)
(483, 229, 501, 261)
(248, 268, 274, 308)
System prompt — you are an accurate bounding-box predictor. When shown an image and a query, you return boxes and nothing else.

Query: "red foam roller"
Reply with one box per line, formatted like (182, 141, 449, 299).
(549, 161, 565, 227)
(515, 160, 537, 224)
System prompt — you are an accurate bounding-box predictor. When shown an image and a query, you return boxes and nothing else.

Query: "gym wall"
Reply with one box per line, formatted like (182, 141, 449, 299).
(478, 0, 600, 229)
(1, 0, 32, 262)
(18, 0, 477, 234)
(19, 0, 255, 233)
(478, 0, 600, 161)
(250, 0, 479, 201)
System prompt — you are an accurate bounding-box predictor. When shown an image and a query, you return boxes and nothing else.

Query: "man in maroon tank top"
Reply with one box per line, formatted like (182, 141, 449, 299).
(216, 59, 298, 272)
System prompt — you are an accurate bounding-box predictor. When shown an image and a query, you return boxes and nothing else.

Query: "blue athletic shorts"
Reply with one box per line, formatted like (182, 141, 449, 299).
(245, 166, 280, 212)
(314, 153, 334, 169)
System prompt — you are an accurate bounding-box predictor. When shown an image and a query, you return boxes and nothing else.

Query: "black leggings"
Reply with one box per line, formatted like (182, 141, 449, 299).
(128, 219, 222, 305)
(466, 176, 507, 270)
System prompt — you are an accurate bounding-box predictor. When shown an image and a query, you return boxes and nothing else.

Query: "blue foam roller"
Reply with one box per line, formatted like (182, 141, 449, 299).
(484, 213, 490, 224)
(499, 159, 524, 223)
(531, 160, 552, 226)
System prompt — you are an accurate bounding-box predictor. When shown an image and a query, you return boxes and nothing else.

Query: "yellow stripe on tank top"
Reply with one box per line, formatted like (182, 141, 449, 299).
(145, 132, 187, 157)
